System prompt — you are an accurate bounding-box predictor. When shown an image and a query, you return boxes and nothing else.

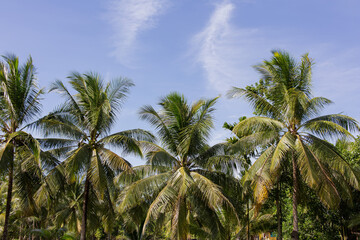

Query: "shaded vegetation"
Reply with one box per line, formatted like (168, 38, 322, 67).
(1, 51, 360, 240)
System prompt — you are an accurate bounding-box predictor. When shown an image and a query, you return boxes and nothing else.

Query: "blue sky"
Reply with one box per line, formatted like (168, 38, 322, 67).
(1, 0, 360, 165)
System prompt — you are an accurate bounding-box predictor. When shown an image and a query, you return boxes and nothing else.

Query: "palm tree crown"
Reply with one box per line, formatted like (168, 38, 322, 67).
(34, 72, 154, 239)
(0, 55, 44, 240)
(229, 50, 360, 239)
(118, 92, 240, 239)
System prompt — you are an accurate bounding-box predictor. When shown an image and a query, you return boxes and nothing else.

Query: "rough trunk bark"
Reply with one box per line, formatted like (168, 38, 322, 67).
(2, 160, 14, 240)
(291, 152, 299, 240)
(80, 175, 90, 240)
(31, 221, 35, 240)
(276, 181, 282, 240)
(341, 226, 348, 240)
(19, 224, 22, 240)
(247, 199, 250, 240)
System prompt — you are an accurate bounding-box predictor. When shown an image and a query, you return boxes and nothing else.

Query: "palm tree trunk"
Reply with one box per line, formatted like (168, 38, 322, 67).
(80, 175, 90, 240)
(247, 199, 250, 240)
(276, 181, 282, 240)
(341, 226, 348, 240)
(2, 160, 14, 240)
(291, 152, 299, 240)
(19, 223, 22, 240)
(32, 220, 35, 240)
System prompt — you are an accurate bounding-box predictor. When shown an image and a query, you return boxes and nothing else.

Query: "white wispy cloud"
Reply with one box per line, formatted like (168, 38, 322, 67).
(192, 1, 262, 93)
(106, 0, 168, 65)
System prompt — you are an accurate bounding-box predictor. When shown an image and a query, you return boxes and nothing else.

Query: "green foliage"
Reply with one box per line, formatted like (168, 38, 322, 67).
(0, 54, 50, 240)
(119, 92, 241, 239)
(230, 50, 360, 239)
(279, 186, 338, 240)
(1, 50, 360, 240)
(336, 136, 360, 166)
(32, 72, 154, 239)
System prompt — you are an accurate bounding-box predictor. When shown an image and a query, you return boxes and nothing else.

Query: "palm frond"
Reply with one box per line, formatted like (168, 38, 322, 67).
(305, 134, 360, 190)
(228, 87, 279, 118)
(303, 122, 352, 141)
(139, 105, 177, 154)
(145, 146, 179, 168)
(99, 129, 155, 157)
(118, 171, 172, 212)
(98, 147, 132, 171)
(115, 164, 170, 186)
(269, 132, 294, 172)
(295, 136, 341, 208)
(0, 139, 14, 172)
(233, 116, 284, 137)
(64, 144, 92, 179)
(302, 114, 359, 140)
(191, 171, 239, 223)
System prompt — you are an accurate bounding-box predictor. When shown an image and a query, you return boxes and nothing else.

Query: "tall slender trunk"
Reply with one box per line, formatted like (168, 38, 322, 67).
(276, 181, 282, 240)
(2, 160, 14, 240)
(341, 226, 348, 240)
(291, 152, 299, 240)
(19, 223, 22, 240)
(247, 199, 250, 240)
(80, 175, 90, 240)
(31, 221, 35, 240)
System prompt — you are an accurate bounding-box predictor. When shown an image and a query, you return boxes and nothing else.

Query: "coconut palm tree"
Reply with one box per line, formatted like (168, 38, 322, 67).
(0, 54, 45, 240)
(33, 72, 154, 240)
(223, 117, 257, 240)
(118, 92, 240, 239)
(51, 176, 88, 233)
(228, 50, 360, 240)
